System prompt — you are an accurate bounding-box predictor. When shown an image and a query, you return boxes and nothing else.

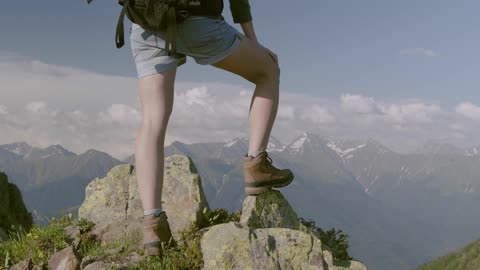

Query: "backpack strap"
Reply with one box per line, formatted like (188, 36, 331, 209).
(165, 4, 177, 56)
(115, 0, 128, 48)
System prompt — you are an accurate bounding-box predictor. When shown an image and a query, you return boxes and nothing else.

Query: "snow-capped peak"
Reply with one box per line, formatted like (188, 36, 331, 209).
(326, 141, 366, 160)
(286, 132, 312, 153)
(37, 144, 76, 159)
(0, 141, 34, 158)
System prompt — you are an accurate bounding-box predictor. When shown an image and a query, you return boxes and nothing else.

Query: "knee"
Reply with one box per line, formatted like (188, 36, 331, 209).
(253, 60, 280, 86)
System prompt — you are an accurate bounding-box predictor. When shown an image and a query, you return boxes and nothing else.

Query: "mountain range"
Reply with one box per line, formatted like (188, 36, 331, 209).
(1, 133, 480, 270)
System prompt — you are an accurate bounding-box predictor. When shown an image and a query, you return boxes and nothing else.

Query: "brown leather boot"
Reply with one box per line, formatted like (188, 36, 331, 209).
(243, 151, 294, 195)
(142, 211, 175, 256)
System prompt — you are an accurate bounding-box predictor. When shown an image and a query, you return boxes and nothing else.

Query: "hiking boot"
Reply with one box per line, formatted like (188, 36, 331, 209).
(142, 211, 175, 256)
(243, 151, 294, 195)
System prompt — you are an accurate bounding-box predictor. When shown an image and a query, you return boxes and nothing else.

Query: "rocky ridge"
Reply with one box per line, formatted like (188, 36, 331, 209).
(8, 154, 368, 269)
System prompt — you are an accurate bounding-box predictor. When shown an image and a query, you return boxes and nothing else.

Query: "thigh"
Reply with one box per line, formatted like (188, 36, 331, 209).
(178, 16, 243, 65)
(138, 67, 177, 128)
(130, 23, 186, 79)
(210, 32, 279, 84)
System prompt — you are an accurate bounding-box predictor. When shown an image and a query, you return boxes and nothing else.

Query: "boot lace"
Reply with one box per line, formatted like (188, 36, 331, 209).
(264, 152, 274, 168)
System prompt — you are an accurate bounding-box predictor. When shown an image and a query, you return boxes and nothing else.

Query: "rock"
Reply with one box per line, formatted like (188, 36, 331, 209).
(126, 251, 142, 264)
(0, 171, 33, 241)
(30, 265, 44, 270)
(240, 190, 320, 239)
(82, 261, 107, 270)
(107, 251, 144, 269)
(9, 258, 32, 270)
(31, 262, 47, 270)
(48, 246, 82, 270)
(64, 225, 81, 247)
(78, 155, 210, 245)
(240, 190, 305, 228)
(201, 190, 369, 270)
(161, 155, 210, 236)
(79, 256, 96, 269)
(201, 222, 325, 270)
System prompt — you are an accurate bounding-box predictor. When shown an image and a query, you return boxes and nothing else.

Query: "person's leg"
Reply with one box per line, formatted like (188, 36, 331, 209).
(211, 34, 280, 155)
(134, 68, 176, 212)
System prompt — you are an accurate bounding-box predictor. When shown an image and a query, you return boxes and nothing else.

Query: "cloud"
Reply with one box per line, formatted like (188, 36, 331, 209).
(455, 102, 480, 121)
(300, 105, 334, 124)
(0, 105, 8, 115)
(97, 104, 141, 126)
(1, 55, 480, 158)
(340, 94, 382, 114)
(382, 102, 441, 124)
(340, 94, 441, 124)
(277, 105, 295, 120)
(399, 48, 436, 57)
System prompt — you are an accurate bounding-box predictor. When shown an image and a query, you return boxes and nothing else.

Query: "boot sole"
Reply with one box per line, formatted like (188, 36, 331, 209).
(245, 173, 294, 195)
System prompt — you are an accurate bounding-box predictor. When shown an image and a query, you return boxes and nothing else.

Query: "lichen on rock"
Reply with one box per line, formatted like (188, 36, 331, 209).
(78, 155, 210, 246)
(201, 221, 325, 270)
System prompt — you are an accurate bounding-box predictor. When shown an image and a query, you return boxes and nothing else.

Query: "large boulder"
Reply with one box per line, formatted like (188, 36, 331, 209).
(201, 222, 326, 270)
(202, 190, 368, 270)
(78, 155, 210, 245)
(240, 190, 325, 243)
(0, 171, 33, 241)
(240, 190, 315, 235)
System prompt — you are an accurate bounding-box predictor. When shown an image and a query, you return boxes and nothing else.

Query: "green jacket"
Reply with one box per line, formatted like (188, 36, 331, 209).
(229, 0, 252, 23)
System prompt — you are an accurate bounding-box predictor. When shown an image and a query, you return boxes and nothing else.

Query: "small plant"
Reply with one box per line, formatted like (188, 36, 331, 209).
(0, 222, 69, 268)
(298, 217, 353, 261)
(73, 217, 96, 234)
(48, 212, 75, 228)
(198, 207, 241, 229)
(76, 232, 104, 258)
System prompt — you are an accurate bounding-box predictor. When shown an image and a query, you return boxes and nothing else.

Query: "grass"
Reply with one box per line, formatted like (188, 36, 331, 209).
(0, 220, 68, 268)
(416, 238, 480, 270)
(128, 207, 241, 270)
(0, 208, 241, 270)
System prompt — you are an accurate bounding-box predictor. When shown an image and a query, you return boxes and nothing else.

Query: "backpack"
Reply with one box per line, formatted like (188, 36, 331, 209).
(87, 0, 223, 55)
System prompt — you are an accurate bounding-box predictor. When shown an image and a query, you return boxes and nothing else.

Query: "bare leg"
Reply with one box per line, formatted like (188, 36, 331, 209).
(212, 34, 280, 154)
(135, 68, 176, 211)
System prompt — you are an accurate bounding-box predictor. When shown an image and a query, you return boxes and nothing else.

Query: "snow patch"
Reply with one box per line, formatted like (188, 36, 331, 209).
(267, 141, 285, 152)
(326, 142, 367, 161)
(224, 138, 241, 148)
(291, 136, 307, 149)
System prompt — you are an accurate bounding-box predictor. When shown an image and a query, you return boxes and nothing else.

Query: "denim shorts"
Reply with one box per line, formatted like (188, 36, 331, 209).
(129, 16, 243, 78)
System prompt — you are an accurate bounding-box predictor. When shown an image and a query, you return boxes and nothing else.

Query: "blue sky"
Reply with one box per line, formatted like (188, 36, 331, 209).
(2, 0, 480, 106)
(1, 1, 480, 158)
